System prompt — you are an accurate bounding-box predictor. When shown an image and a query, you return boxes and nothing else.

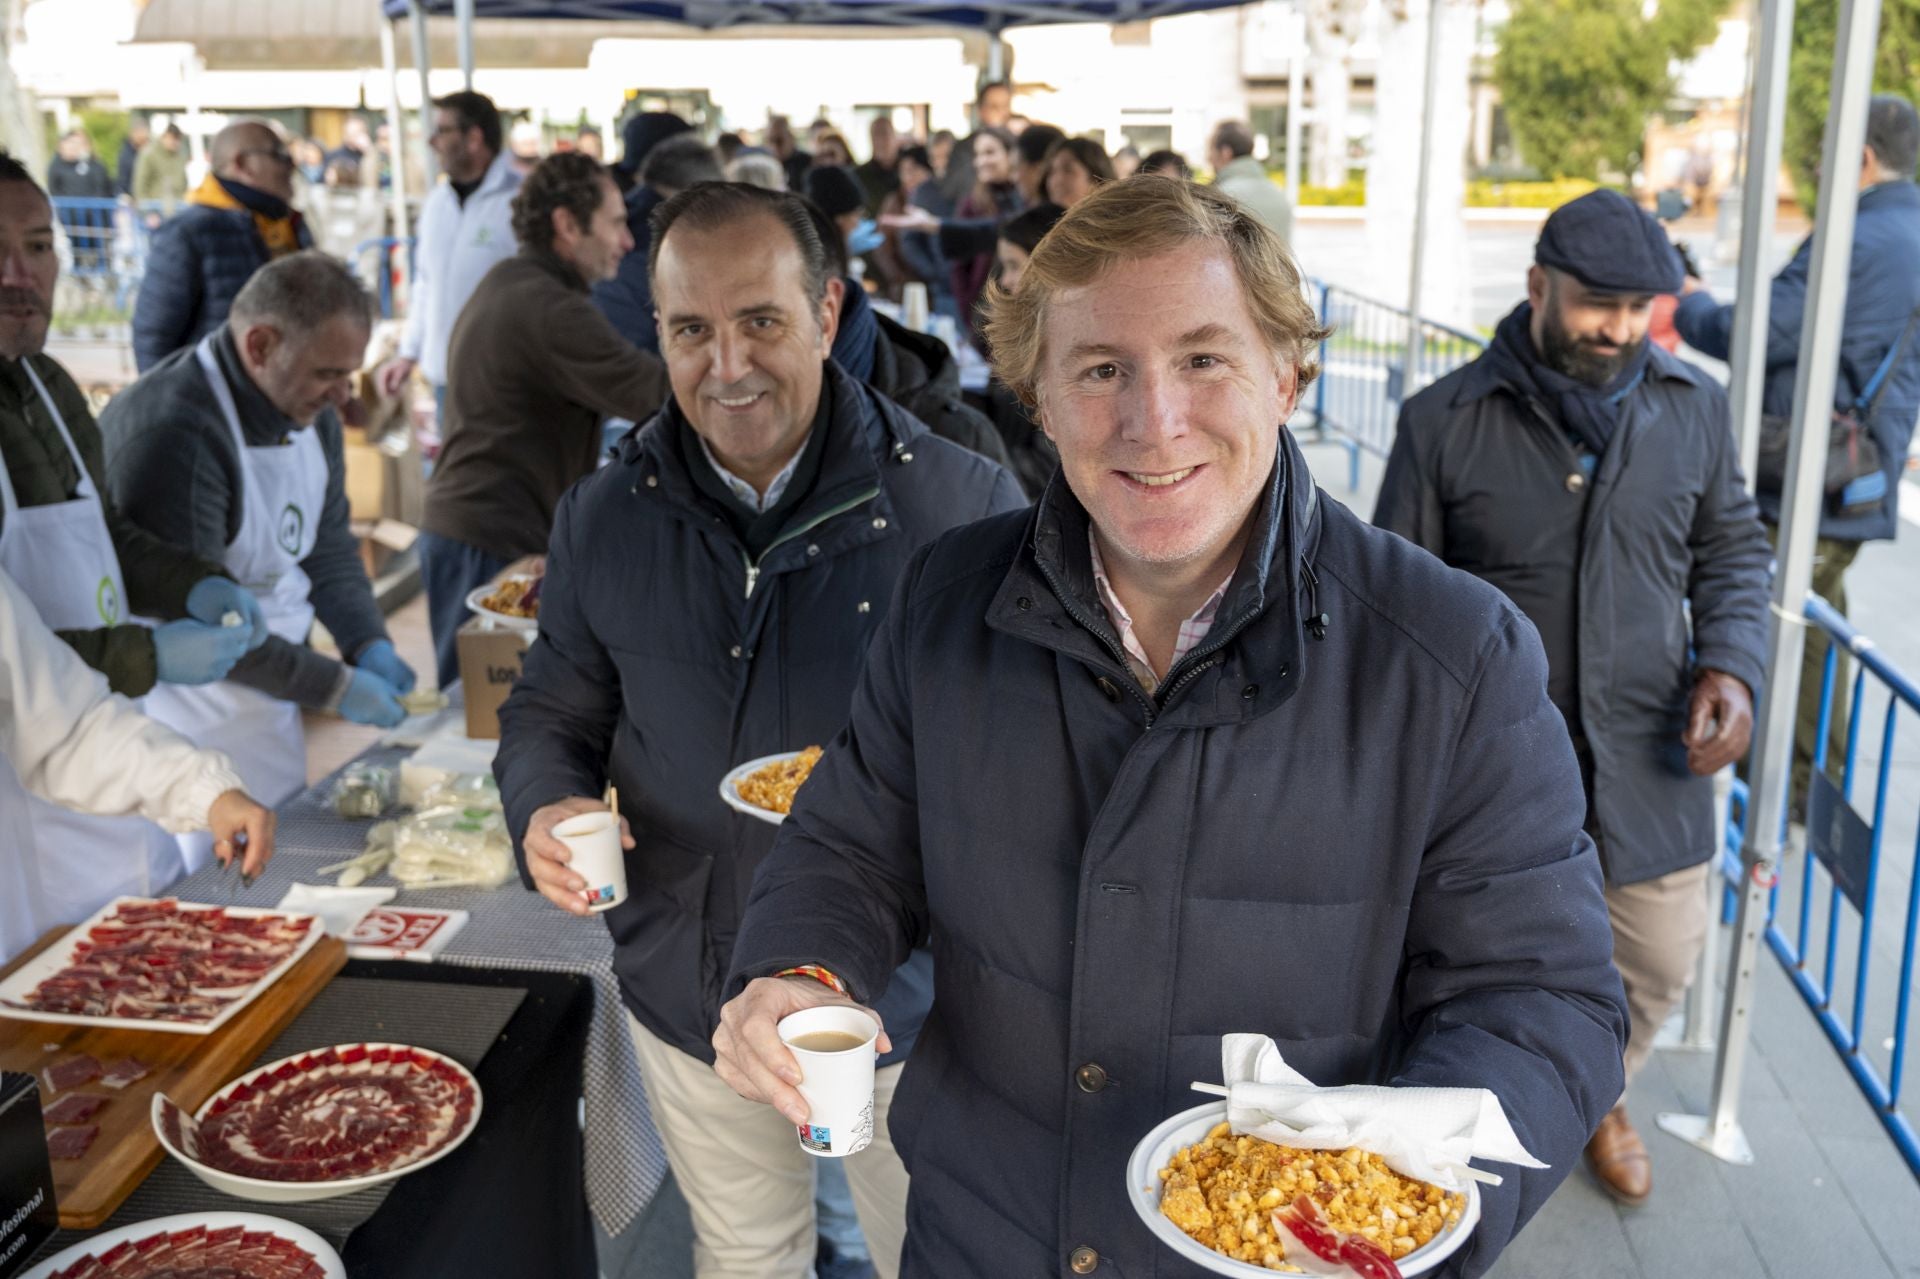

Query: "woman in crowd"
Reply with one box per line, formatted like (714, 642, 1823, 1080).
(948, 126, 1021, 343)
(1042, 137, 1116, 208)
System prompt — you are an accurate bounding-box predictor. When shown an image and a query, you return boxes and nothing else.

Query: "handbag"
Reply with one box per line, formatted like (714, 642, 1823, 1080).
(1756, 305, 1920, 520)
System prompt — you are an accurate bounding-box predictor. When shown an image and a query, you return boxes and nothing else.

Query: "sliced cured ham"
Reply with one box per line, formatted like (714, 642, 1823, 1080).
(159, 1045, 481, 1193)
(44, 1219, 331, 1279)
(46, 1123, 99, 1159)
(42, 1092, 108, 1124)
(101, 1055, 153, 1089)
(41, 1052, 101, 1094)
(1, 899, 315, 1026)
(189, 1045, 478, 1183)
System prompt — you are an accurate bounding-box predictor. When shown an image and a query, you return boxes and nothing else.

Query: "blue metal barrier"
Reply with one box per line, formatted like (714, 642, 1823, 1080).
(1303, 279, 1487, 488)
(1715, 594, 1920, 1179)
(350, 237, 416, 320)
(47, 197, 174, 316)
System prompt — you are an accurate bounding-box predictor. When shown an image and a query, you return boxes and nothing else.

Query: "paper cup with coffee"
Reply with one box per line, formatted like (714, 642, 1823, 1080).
(552, 810, 628, 913)
(777, 1005, 880, 1157)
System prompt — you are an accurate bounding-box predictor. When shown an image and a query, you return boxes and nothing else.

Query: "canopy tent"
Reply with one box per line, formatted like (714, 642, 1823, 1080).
(376, 0, 1252, 31)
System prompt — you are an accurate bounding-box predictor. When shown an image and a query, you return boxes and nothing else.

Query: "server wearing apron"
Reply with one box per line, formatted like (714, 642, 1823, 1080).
(102, 251, 414, 873)
(0, 567, 278, 962)
(0, 154, 271, 940)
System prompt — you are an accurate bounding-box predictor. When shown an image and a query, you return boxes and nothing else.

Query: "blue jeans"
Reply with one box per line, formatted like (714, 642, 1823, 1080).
(417, 529, 511, 690)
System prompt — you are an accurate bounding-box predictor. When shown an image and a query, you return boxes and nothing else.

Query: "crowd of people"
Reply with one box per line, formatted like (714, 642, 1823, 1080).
(4, 71, 1920, 1279)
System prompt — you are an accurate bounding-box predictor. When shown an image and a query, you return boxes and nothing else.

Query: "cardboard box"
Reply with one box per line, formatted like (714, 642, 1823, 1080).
(457, 617, 531, 740)
(342, 430, 386, 523)
(0, 1073, 56, 1279)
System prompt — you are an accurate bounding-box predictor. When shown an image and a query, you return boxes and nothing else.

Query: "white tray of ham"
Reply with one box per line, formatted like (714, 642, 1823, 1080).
(20, 1210, 345, 1279)
(0, 897, 324, 1036)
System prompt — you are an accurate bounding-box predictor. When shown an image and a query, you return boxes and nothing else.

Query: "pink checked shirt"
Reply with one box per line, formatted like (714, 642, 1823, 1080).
(1087, 531, 1233, 692)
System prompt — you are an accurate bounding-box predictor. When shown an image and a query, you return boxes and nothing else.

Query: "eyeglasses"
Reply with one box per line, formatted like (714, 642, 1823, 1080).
(239, 148, 295, 168)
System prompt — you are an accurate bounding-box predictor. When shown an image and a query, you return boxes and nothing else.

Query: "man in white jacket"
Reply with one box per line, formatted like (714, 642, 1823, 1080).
(0, 566, 276, 962)
(375, 91, 520, 423)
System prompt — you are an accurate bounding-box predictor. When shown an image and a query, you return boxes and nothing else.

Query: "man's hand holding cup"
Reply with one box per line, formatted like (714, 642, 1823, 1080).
(714, 974, 892, 1142)
(525, 796, 634, 917)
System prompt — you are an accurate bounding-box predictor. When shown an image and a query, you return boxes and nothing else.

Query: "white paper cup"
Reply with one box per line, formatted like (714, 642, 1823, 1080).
(777, 1005, 880, 1158)
(553, 811, 627, 913)
(901, 282, 930, 333)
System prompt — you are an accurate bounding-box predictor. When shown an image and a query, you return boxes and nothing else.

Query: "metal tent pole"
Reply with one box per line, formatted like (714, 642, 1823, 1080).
(1286, 30, 1304, 208)
(1657, 0, 1882, 1165)
(1728, 0, 1796, 485)
(1402, 0, 1446, 398)
(381, 18, 412, 264)
(455, 0, 477, 90)
(407, 0, 437, 184)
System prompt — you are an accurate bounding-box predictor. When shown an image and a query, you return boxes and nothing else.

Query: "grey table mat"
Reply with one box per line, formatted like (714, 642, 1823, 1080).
(28, 976, 524, 1263)
(160, 730, 667, 1239)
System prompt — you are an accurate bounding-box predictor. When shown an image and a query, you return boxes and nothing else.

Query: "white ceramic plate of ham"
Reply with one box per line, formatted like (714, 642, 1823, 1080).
(0, 897, 324, 1035)
(21, 1210, 345, 1279)
(152, 1042, 484, 1204)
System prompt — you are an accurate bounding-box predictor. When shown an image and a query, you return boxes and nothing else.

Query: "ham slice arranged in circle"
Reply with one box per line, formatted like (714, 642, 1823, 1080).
(160, 1044, 481, 1187)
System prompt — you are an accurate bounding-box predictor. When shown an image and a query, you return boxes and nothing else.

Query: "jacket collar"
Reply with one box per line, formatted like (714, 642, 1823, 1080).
(476, 149, 519, 198)
(617, 361, 922, 555)
(986, 429, 1319, 726)
(517, 246, 589, 294)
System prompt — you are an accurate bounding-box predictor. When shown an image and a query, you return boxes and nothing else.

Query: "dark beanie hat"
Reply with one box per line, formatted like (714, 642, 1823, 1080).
(805, 165, 866, 219)
(1535, 189, 1684, 294)
(618, 112, 691, 175)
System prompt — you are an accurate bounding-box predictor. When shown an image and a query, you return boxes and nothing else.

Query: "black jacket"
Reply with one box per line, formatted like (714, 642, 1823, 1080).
(729, 432, 1627, 1277)
(868, 313, 1014, 474)
(979, 377, 1059, 499)
(494, 363, 1026, 1065)
(1674, 178, 1920, 542)
(1376, 337, 1771, 887)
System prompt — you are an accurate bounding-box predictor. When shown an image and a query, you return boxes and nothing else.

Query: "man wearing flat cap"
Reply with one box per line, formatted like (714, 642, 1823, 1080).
(1376, 188, 1771, 1206)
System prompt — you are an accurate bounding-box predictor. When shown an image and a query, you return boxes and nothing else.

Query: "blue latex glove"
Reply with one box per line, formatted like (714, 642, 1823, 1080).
(183, 576, 269, 651)
(354, 639, 416, 695)
(338, 666, 406, 727)
(848, 218, 885, 255)
(152, 618, 253, 685)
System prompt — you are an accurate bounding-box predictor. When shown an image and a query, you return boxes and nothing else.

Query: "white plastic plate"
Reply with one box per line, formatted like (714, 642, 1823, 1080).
(0, 898, 324, 1035)
(718, 751, 815, 826)
(464, 575, 540, 633)
(20, 1211, 346, 1279)
(1127, 1100, 1481, 1276)
(152, 1042, 483, 1204)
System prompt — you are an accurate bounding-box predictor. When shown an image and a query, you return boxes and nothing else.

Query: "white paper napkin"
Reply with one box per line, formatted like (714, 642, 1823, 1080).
(277, 883, 396, 938)
(1210, 1033, 1547, 1191)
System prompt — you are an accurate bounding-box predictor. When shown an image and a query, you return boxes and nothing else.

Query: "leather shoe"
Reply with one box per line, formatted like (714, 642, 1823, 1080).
(1585, 1105, 1651, 1204)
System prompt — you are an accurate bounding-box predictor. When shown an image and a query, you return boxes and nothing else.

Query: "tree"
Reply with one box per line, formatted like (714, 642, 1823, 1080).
(1494, 0, 1728, 179)
(1785, 0, 1920, 211)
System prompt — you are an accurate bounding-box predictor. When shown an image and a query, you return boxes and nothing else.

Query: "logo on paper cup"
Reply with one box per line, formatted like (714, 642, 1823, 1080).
(585, 883, 618, 906)
(800, 1125, 834, 1153)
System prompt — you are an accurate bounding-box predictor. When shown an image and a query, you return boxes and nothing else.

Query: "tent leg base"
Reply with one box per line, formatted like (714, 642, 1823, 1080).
(1655, 1112, 1755, 1165)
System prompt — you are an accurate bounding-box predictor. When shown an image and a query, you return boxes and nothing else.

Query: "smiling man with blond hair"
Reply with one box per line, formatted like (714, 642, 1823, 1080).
(714, 176, 1627, 1276)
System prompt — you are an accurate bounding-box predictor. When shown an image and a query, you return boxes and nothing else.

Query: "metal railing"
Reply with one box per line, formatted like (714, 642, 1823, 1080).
(349, 236, 416, 320)
(47, 197, 177, 323)
(1708, 595, 1920, 1178)
(1302, 280, 1488, 488)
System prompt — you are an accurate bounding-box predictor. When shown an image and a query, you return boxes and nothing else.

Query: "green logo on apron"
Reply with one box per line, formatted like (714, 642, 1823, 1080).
(278, 504, 305, 555)
(96, 575, 119, 625)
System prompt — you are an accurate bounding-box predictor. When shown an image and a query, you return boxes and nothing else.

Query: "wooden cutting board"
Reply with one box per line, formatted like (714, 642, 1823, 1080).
(0, 924, 346, 1228)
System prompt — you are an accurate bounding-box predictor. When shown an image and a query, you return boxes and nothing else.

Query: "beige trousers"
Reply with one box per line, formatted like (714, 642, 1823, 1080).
(625, 1012, 909, 1279)
(1605, 861, 1713, 1083)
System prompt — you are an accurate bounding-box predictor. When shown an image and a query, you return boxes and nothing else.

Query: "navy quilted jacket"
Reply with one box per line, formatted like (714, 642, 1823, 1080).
(131, 204, 313, 372)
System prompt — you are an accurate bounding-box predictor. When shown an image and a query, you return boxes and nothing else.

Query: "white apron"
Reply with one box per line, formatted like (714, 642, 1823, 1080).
(142, 337, 326, 873)
(0, 358, 177, 961)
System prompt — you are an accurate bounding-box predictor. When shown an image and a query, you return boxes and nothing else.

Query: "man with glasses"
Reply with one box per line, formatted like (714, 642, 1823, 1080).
(375, 91, 520, 425)
(133, 120, 312, 372)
